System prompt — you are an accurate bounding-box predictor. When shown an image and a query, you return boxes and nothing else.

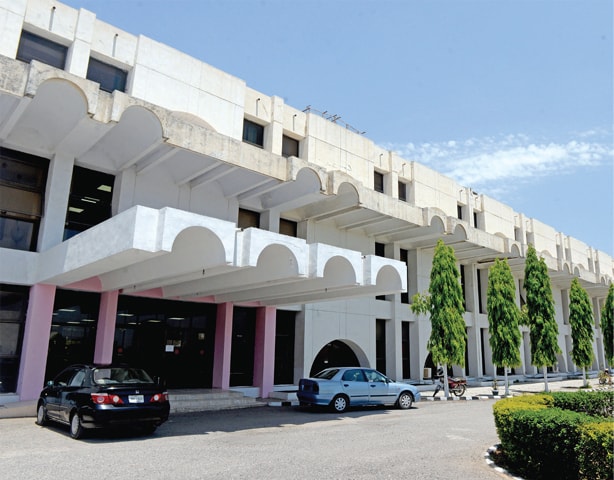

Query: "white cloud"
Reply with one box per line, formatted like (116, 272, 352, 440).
(385, 131, 613, 197)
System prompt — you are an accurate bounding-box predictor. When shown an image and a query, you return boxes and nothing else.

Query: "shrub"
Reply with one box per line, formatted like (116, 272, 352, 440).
(576, 421, 614, 480)
(551, 390, 614, 418)
(492, 392, 613, 480)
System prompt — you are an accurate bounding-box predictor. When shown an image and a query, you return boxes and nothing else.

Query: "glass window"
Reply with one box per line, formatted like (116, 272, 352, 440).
(398, 181, 407, 201)
(0, 285, 27, 393)
(87, 57, 128, 93)
(279, 218, 297, 237)
(64, 166, 114, 240)
(0, 148, 48, 251)
(238, 208, 260, 229)
(243, 120, 264, 147)
(374, 171, 384, 193)
(16, 31, 67, 69)
(282, 135, 299, 158)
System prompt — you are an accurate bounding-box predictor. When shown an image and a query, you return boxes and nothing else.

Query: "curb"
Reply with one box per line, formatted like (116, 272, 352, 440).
(485, 445, 524, 480)
(424, 394, 512, 401)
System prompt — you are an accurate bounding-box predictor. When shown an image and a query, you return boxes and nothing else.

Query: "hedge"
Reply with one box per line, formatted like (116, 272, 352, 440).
(492, 392, 614, 480)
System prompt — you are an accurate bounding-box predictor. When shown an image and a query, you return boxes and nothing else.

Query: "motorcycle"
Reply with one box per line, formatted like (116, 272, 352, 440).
(433, 375, 467, 397)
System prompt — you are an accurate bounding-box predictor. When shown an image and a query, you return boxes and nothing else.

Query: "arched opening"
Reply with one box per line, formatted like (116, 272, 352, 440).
(309, 340, 360, 376)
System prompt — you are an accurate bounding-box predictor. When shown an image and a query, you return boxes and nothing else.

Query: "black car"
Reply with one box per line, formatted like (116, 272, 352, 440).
(36, 364, 170, 439)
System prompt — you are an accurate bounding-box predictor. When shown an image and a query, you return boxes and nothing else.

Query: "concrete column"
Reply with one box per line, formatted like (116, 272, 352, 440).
(266, 96, 284, 155)
(65, 8, 95, 77)
(38, 152, 74, 251)
(253, 306, 276, 398)
(93, 290, 119, 364)
(212, 302, 233, 389)
(16, 284, 56, 401)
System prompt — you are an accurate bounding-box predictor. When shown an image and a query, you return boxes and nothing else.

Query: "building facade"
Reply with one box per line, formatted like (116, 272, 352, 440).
(1, 0, 612, 402)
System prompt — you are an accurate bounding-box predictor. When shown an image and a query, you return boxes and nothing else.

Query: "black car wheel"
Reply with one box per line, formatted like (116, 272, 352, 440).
(69, 412, 84, 439)
(331, 394, 349, 413)
(397, 391, 414, 409)
(35, 403, 48, 426)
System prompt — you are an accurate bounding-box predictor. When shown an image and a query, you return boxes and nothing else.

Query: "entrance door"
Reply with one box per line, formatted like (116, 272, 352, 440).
(230, 307, 256, 387)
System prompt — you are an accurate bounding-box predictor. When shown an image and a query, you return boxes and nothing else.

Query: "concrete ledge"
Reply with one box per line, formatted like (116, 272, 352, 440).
(0, 400, 36, 418)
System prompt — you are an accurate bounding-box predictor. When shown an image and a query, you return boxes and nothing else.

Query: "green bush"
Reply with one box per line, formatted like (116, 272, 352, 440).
(551, 390, 614, 418)
(492, 392, 613, 480)
(576, 421, 614, 480)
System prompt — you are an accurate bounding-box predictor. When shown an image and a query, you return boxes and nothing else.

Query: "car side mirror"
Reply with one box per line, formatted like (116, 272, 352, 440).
(46, 380, 54, 387)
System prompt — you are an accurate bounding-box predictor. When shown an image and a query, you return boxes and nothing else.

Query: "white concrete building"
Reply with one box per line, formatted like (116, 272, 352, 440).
(0, 0, 611, 402)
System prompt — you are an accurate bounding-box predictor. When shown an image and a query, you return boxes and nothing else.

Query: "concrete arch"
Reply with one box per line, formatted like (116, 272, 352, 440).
(510, 243, 522, 257)
(309, 339, 370, 376)
(256, 243, 301, 277)
(171, 225, 227, 268)
(452, 223, 469, 240)
(322, 255, 358, 286)
(294, 166, 324, 191)
(334, 181, 360, 200)
(7, 78, 88, 153)
(375, 264, 404, 292)
(426, 213, 446, 232)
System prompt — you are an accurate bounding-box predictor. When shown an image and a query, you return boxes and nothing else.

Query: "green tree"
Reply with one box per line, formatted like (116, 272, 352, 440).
(523, 244, 561, 392)
(487, 258, 522, 395)
(601, 283, 614, 366)
(568, 278, 594, 387)
(411, 239, 466, 397)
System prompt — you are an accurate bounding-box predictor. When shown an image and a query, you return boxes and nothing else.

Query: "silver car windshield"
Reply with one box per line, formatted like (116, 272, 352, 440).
(93, 367, 154, 385)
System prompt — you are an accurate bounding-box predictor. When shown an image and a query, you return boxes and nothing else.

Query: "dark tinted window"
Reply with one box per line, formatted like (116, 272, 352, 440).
(398, 181, 407, 201)
(243, 120, 264, 147)
(87, 58, 128, 93)
(16, 31, 67, 69)
(374, 171, 384, 193)
(282, 135, 299, 158)
(313, 368, 339, 380)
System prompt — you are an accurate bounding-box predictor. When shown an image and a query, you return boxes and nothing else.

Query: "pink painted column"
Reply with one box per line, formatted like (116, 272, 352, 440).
(212, 302, 233, 390)
(93, 290, 119, 364)
(253, 306, 276, 399)
(16, 284, 56, 401)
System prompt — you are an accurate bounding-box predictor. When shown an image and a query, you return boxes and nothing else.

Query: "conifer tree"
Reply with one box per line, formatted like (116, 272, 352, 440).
(487, 258, 522, 395)
(601, 283, 614, 366)
(411, 239, 466, 397)
(568, 278, 594, 387)
(523, 244, 561, 392)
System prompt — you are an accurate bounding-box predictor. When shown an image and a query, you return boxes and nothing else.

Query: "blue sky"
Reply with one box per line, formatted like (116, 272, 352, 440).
(62, 0, 613, 255)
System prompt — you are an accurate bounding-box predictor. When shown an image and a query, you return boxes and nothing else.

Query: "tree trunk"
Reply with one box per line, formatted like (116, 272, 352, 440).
(543, 366, 549, 393)
(504, 368, 509, 396)
(443, 366, 450, 398)
(582, 366, 588, 388)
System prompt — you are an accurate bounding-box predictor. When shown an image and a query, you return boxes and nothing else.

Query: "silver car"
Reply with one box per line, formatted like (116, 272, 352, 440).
(297, 367, 421, 413)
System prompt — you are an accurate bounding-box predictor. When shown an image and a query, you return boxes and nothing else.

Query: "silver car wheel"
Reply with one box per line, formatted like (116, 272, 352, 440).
(397, 392, 413, 410)
(36, 404, 47, 426)
(69, 412, 84, 439)
(332, 395, 348, 413)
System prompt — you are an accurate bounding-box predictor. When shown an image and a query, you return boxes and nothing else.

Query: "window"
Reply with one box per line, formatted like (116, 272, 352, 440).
(16, 31, 67, 69)
(0, 285, 28, 393)
(243, 120, 264, 147)
(87, 58, 128, 93)
(64, 166, 114, 240)
(457, 204, 464, 220)
(282, 135, 299, 158)
(279, 218, 297, 237)
(398, 181, 407, 202)
(375, 243, 386, 300)
(374, 171, 384, 193)
(0, 147, 49, 251)
(238, 208, 260, 229)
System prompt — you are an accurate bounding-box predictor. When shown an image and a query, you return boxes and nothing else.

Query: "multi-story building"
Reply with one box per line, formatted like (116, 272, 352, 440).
(1, 0, 611, 403)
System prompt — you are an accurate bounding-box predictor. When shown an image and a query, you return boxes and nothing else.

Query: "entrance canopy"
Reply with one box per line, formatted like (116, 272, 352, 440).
(32, 206, 406, 306)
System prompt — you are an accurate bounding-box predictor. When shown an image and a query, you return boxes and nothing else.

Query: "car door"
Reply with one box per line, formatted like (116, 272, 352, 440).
(340, 369, 370, 406)
(44, 367, 79, 421)
(58, 368, 87, 423)
(365, 369, 396, 405)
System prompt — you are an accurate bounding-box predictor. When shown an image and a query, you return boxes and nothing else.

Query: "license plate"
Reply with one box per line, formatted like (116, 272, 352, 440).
(128, 395, 144, 403)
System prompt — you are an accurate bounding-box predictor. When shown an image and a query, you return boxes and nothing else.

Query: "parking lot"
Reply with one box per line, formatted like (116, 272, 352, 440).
(0, 400, 506, 480)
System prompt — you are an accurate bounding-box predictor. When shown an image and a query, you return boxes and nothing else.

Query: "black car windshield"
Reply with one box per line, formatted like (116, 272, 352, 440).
(313, 369, 339, 380)
(93, 367, 154, 385)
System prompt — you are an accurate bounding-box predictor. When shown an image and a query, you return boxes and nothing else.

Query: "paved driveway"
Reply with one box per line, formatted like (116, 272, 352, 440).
(0, 400, 507, 480)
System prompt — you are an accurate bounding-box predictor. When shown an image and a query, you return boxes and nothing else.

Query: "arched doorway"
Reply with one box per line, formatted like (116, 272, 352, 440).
(309, 340, 360, 376)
